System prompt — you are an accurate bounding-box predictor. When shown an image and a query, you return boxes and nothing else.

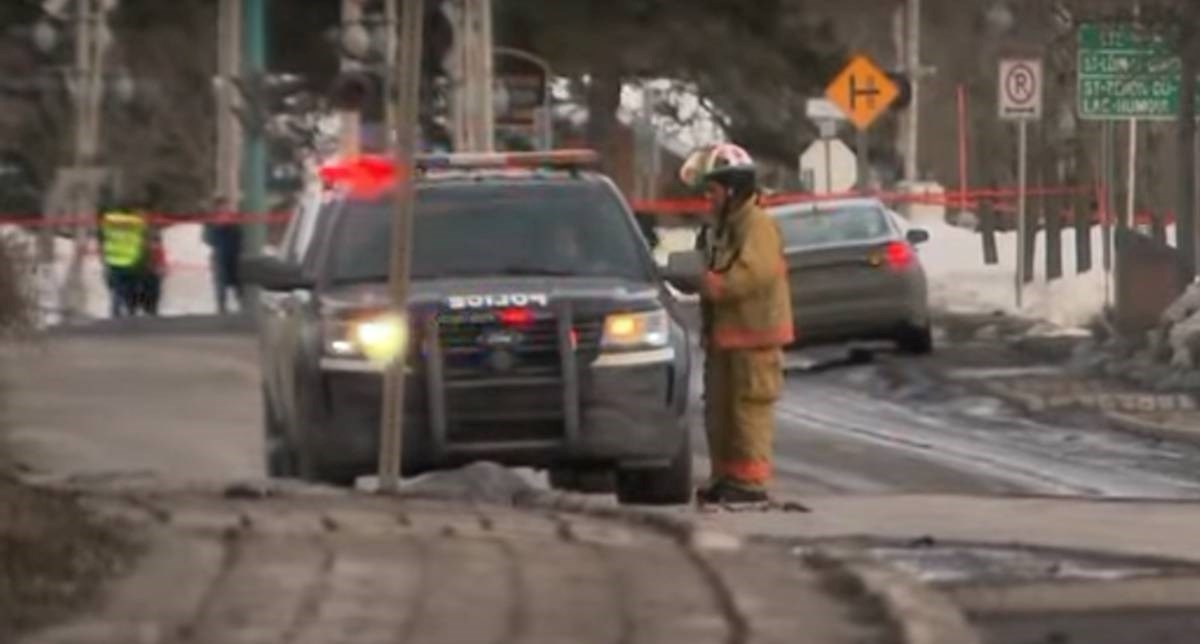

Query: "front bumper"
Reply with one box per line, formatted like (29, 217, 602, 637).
(313, 346, 684, 471)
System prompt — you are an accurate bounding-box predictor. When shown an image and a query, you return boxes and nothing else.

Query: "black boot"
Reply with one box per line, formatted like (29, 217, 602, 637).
(703, 479, 769, 505)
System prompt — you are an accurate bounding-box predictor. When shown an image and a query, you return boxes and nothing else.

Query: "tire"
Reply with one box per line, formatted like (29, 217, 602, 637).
(399, 421, 436, 478)
(262, 387, 297, 478)
(615, 423, 693, 506)
(897, 323, 934, 355)
(291, 381, 360, 487)
(548, 467, 616, 494)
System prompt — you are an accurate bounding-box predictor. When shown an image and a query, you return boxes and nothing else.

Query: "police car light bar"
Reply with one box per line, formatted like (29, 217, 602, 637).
(414, 149, 600, 171)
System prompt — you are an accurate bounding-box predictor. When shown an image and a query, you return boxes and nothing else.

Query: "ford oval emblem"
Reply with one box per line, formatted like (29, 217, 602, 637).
(481, 329, 522, 347)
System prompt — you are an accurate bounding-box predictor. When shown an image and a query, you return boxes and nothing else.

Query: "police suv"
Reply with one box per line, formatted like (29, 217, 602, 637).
(243, 151, 693, 505)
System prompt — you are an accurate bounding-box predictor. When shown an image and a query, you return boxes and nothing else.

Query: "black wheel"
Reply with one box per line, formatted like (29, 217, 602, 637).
(400, 421, 436, 478)
(262, 387, 297, 478)
(897, 323, 934, 355)
(615, 422, 692, 506)
(291, 379, 360, 487)
(548, 467, 616, 494)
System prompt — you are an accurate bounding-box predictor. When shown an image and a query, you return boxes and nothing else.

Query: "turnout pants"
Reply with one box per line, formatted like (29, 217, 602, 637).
(703, 347, 783, 490)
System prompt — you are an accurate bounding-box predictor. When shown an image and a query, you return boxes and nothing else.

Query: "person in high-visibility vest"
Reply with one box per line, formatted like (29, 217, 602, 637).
(680, 143, 793, 504)
(98, 209, 149, 318)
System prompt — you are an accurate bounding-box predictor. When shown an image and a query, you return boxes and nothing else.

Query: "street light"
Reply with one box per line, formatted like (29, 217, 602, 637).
(33, 19, 59, 54)
(342, 21, 373, 60)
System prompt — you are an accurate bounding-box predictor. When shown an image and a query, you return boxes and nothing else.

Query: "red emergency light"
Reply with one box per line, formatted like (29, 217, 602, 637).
(318, 154, 402, 196)
(317, 149, 599, 197)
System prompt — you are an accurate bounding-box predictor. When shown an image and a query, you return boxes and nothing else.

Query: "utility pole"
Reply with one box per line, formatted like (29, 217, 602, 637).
(904, 0, 920, 182)
(449, 0, 494, 151)
(383, 0, 398, 143)
(1179, 4, 1199, 280)
(242, 0, 268, 253)
(340, 0, 365, 157)
(378, 0, 425, 493)
(215, 0, 242, 212)
(61, 0, 113, 320)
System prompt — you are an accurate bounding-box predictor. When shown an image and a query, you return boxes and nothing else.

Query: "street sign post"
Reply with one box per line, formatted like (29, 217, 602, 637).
(805, 98, 847, 194)
(999, 58, 1042, 310)
(826, 54, 899, 189)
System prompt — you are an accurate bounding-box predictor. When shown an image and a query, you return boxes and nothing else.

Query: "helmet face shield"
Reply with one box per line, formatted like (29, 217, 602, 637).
(679, 147, 714, 191)
(678, 143, 756, 191)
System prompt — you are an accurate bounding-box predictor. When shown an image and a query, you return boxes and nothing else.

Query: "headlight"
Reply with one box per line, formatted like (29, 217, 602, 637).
(324, 312, 408, 364)
(600, 309, 669, 350)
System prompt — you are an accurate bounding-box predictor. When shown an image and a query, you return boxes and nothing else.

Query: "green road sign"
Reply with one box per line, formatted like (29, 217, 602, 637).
(1077, 22, 1198, 120)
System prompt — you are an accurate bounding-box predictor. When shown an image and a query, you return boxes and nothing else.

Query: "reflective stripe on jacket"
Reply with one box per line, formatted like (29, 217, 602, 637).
(700, 198, 794, 350)
(100, 211, 147, 269)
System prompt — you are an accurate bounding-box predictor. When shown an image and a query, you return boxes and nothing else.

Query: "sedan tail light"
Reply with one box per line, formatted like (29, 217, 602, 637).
(883, 241, 915, 270)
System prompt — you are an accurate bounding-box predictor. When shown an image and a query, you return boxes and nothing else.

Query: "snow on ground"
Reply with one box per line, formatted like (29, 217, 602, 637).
(11, 206, 1153, 334)
(651, 216, 1152, 331)
(921, 222, 1179, 330)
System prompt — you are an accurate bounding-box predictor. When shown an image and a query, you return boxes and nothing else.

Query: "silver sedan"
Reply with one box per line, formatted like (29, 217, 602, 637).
(771, 198, 933, 354)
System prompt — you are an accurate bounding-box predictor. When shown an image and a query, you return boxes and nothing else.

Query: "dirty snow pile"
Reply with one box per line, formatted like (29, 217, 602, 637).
(915, 219, 1112, 331)
(1067, 281, 1200, 392)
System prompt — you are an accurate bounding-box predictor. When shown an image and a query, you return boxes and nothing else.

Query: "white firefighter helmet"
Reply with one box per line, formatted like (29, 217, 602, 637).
(678, 143, 756, 190)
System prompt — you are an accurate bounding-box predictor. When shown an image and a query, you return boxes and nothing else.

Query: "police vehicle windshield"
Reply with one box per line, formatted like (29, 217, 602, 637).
(328, 182, 652, 283)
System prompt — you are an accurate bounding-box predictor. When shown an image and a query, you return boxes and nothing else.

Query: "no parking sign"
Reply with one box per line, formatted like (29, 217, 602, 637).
(999, 58, 1043, 121)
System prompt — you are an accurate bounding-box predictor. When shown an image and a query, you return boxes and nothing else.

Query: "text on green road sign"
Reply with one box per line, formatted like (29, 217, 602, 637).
(1077, 23, 1170, 51)
(1077, 22, 1199, 120)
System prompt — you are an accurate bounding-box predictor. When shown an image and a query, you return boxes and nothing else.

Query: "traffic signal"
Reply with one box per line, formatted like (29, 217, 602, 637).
(329, 69, 379, 112)
(424, 0, 454, 82)
(886, 71, 912, 110)
(232, 72, 313, 135)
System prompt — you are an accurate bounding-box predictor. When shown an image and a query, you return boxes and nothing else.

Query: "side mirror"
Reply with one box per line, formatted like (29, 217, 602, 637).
(906, 228, 930, 245)
(663, 250, 705, 294)
(240, 255, 313, 291)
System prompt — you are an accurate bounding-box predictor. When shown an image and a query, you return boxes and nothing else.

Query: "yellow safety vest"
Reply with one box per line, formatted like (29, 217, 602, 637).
(100, 211, 147, 269)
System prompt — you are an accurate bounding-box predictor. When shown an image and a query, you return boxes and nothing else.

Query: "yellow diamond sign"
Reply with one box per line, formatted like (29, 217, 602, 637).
(825, 54, 899, 130)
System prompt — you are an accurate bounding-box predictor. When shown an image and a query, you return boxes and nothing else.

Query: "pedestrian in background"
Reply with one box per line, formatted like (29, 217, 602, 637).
(97, 206, 149, 318)
(204, 196, 243, 314)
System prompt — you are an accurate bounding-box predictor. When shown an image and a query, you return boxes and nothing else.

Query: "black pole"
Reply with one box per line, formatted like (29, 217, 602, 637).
(1177, 12, 1197, 282)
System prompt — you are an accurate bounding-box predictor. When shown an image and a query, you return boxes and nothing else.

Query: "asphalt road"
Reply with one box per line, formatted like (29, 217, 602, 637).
(16, 315, 1200, 503)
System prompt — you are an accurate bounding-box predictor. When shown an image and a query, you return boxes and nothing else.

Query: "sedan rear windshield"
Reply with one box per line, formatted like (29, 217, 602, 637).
(327, 182, 651, 283)
(776, 205, 893, 248)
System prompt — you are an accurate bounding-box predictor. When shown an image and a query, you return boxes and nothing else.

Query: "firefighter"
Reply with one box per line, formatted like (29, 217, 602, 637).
(680, 143, 793, 504)
(97, 208, 150, 318)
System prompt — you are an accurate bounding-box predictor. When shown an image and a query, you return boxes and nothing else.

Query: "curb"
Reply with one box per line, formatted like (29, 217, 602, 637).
(802, 546, 982, 644)
(519, 491, 975, 644)
(28, 473, 980, 644)
(1103, 410, 1200, 449)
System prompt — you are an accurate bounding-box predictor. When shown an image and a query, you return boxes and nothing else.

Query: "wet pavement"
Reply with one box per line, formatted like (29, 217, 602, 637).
(13, 313, 1200, 643)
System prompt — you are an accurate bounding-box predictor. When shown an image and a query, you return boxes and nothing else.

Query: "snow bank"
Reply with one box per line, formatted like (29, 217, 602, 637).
(650, 217, 1129, 330)
(919, 222, 1140, 330)
(1163, 283, 1200, 370)
(156, 224, 220, 316)
(15, 222, 222, 324)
